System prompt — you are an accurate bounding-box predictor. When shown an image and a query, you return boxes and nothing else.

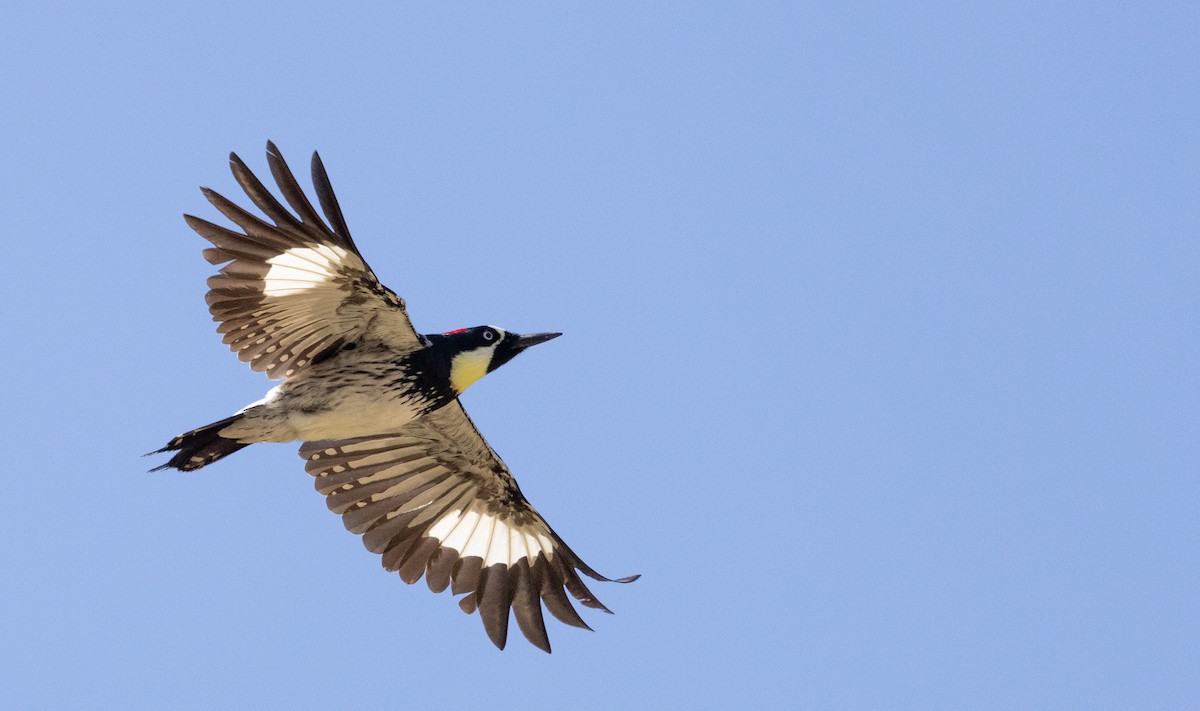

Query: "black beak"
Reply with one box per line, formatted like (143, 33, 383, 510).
(488, 331, 561, 374)
(513, 332, 562, 351)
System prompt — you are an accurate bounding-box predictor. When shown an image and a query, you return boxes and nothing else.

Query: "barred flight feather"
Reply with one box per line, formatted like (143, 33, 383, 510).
(185, 141, 422, 380)
(300, 400, 637, 653)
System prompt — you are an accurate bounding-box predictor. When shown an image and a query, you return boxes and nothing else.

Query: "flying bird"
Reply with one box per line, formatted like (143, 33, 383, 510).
(152, 142, 637, 652)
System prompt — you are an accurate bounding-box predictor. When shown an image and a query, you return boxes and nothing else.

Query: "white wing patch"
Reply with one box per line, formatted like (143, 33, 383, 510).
(427, 505, 555, 567)
(262, 245, 359, 297)
(190, 145, 424, 380)
(299, 401, 637, 652)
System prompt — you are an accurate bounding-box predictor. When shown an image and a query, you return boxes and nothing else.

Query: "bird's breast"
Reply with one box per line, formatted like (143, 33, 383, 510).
(286, 394, 429, 440)
(276, 347, 451, 440)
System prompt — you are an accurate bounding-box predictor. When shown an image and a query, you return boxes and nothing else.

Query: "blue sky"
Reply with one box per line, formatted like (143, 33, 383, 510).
(1, 2, 1196, 708)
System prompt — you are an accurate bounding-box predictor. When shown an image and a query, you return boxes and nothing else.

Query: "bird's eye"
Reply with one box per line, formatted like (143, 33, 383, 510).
(482, 329, 495, 342)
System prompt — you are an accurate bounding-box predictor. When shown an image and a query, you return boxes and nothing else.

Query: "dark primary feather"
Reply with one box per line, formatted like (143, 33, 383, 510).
(311, 150, 354, 242)
(266, 141, 330, 239)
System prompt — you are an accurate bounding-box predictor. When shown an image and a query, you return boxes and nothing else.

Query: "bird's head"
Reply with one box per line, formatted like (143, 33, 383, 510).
(430, 326, 561, 394)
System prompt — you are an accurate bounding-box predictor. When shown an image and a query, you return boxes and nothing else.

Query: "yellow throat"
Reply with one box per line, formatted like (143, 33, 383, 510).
(449, 347, 494, 394)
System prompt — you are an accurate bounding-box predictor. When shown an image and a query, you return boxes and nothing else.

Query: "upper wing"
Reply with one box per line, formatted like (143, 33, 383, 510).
(299, 400, 638, 652)
(187, 142, 422, 380)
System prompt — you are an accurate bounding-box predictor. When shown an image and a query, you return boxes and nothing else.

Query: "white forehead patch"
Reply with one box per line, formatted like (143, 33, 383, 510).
(263, 245, 360, 297)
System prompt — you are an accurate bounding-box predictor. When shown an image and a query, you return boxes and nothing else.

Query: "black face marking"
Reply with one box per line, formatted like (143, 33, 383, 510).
(486, 337, 521, 373)
(417, 325, 557, 383)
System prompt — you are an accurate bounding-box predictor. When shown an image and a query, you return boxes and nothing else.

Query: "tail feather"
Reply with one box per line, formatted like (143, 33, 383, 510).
(150, 415, 250, 471)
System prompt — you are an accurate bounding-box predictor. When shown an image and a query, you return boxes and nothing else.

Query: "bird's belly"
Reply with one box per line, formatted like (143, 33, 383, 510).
(287, 397, 426, 440)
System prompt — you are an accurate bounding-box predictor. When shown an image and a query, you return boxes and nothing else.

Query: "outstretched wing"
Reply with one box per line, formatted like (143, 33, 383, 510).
(299, 400, 638, 652)
(187, 141, 422, 380)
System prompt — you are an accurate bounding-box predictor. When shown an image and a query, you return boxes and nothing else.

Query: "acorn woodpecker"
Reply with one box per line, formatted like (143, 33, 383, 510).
(152, 142, 637, 652)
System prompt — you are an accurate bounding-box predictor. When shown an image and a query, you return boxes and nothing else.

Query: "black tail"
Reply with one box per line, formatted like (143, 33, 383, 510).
(150, 415, 250, 472)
